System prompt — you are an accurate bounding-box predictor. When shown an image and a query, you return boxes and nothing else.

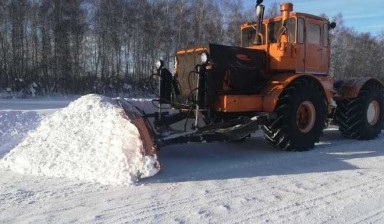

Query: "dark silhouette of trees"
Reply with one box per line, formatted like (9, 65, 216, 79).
(0, 0, 383, 95)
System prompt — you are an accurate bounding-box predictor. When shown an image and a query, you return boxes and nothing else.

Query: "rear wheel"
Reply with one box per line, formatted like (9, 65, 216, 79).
(335, 83, 384, 139)
(262, 79, 326, 151)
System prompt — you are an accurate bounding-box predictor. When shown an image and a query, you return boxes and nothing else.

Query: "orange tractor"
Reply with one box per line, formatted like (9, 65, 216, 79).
(119, 1, 384, 159)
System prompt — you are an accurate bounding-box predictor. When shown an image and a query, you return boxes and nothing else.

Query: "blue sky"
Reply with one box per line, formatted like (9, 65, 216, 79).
(246, 0, 384, 35)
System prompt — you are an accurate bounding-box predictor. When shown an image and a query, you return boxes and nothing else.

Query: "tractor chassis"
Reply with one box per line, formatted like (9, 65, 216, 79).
(144, 111, 275, 147)
(117, 97, 275, 149)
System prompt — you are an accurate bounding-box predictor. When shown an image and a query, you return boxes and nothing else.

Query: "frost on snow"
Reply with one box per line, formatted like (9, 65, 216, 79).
(0, 94, 160, 186)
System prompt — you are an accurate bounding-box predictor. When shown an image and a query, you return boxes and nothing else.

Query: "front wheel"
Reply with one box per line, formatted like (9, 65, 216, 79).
(336, 82, 384, 140)
(262, 79, 327, 151)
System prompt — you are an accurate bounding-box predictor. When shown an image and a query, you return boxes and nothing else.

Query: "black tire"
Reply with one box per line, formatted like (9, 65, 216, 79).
(335, 83, 384, 140)
(262, 79, 326, 151)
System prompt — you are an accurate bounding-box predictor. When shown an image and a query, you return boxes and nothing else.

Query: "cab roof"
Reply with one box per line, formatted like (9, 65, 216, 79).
(241, 12, 329, 29)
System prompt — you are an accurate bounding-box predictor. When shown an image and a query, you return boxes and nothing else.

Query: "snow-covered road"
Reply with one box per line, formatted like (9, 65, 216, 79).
(1, 98, 383, 223)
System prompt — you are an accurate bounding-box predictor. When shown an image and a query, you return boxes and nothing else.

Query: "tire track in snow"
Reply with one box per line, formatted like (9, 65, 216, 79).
(353, 208, 384, 224)
(107, 175, 310, 223)
(234, 177, 384, 223)
(103, 153, 329, 219)
(108, 172, 345, 223)
(122, 174, 384, 224)
(34, 137, 383, 223)
(154, 132, 382, 185)
(103, 136, 384, 223)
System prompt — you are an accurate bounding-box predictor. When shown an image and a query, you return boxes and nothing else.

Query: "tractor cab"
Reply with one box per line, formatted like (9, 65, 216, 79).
(241, 2, 335, 75)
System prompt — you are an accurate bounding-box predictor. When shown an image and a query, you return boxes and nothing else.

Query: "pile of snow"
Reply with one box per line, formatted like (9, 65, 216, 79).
(0, 94, 159, 186)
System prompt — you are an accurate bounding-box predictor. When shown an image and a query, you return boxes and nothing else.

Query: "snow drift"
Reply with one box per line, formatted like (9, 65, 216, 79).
(0, 94, 159, 186)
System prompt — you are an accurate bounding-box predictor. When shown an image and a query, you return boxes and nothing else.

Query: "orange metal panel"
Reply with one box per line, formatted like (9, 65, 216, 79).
(268, 43, 296, 71)
(259, 73, 331, 112)
(262, 96, 278, 112)
(213, 74, 331, 114)
(176, 47, 207, 55)
(336, 78, 384, 99)
(317, 76, 334, 103)
(214, 95, 263, 112)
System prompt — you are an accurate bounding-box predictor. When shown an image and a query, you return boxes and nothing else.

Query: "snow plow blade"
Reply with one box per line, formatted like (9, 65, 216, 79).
(130, 117, 157, 157)
(115, 98, 159, 168)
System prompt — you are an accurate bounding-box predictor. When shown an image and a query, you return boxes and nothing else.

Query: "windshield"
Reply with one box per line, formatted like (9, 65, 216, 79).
(268, 18, 295, 43)
(241, 25, 266, 47)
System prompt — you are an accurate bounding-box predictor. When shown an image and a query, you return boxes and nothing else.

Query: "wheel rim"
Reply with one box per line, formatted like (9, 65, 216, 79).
(296, 101, 316, 133)
(367, 100, 380, 126)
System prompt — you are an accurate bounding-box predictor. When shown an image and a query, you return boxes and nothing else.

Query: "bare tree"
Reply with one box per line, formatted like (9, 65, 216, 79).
(265, 1, 280, 19)
(0, 0, 383, 94)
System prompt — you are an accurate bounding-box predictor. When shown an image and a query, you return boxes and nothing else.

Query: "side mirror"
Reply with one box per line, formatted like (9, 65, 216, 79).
(329, 22, 337, 30)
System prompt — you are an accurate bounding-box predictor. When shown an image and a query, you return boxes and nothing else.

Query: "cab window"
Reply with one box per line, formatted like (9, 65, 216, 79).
(268, 18, 295, 43)
(241, 25, 266, 47)
(297, 18, 304, 43)
(323, 23, 329, 47)
(285, 18, 295, 43)
(308, 23, 321, 44)
(268, 20, 282, 43)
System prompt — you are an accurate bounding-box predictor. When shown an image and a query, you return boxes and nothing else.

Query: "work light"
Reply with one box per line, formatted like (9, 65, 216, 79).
(155, 59, 164, 69)
(200, 52, 209, 64)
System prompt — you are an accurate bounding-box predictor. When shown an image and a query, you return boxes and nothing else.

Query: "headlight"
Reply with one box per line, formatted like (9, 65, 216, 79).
(155, 59, 164, 69)
(200, 52, 209, 64)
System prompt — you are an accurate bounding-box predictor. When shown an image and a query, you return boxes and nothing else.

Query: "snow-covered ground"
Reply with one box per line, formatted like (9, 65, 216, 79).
(1, 97, 384, 223)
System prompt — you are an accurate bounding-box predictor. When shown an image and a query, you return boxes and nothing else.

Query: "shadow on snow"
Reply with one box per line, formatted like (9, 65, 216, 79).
(143, 129, 384, 184)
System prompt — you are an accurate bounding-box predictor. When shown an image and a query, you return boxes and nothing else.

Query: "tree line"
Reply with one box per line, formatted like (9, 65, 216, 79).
(0, 0, 383, 96)
(329, 14, 384, 80)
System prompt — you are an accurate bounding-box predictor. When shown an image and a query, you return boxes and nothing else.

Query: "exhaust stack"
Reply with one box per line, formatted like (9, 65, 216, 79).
(254, 0, 265, 45)
(280, 2, 293, 22)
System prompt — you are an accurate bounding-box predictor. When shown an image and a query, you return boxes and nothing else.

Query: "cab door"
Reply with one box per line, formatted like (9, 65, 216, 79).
(305, 18, 325, 74)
